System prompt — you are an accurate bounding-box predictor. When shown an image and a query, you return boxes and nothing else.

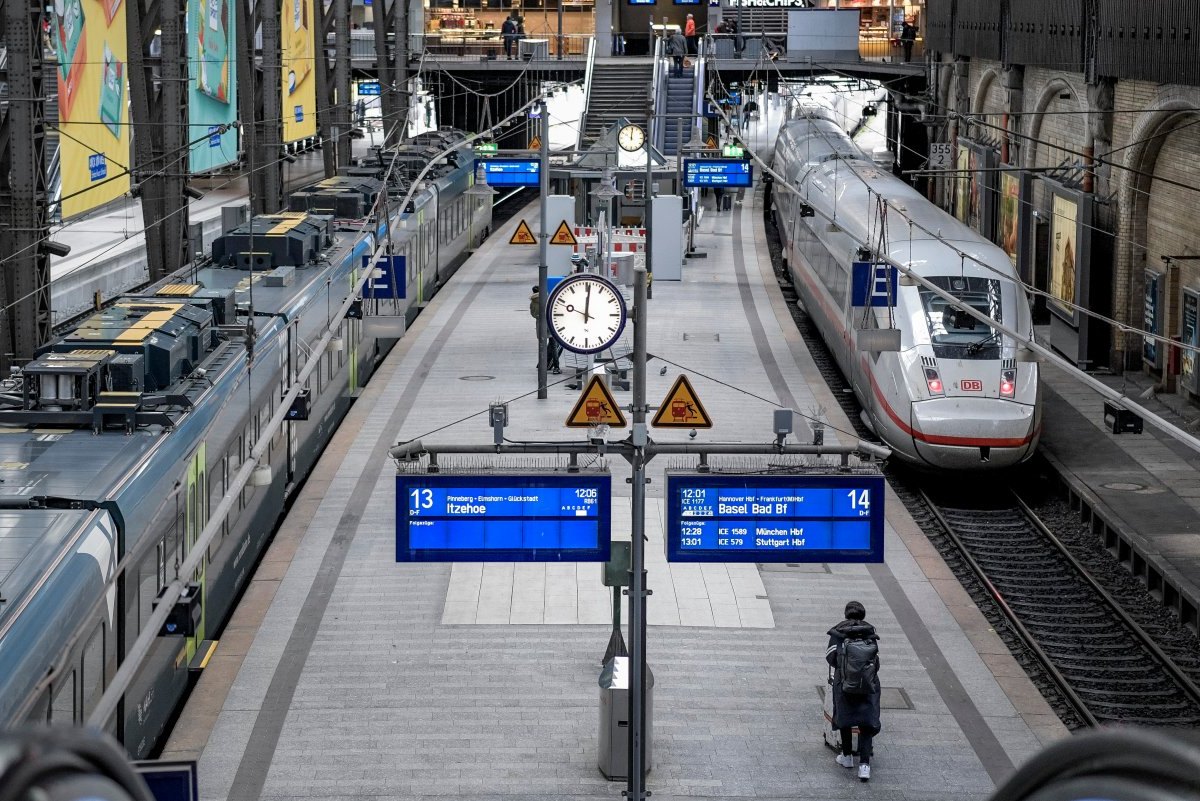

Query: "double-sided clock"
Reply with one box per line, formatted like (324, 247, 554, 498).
(618, 124, 646, 152)
(546, 274, 628, 354)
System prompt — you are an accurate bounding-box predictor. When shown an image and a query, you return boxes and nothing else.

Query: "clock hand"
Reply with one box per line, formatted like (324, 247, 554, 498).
(583, 283, 592, 323)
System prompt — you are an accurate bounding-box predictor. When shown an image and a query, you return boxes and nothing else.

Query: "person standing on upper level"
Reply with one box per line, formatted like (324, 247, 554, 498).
(685, 14, 697, 55)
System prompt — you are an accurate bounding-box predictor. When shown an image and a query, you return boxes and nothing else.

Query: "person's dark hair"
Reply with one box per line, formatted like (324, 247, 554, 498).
(845, 600, 866, 620)
(531, 285, 539, 292)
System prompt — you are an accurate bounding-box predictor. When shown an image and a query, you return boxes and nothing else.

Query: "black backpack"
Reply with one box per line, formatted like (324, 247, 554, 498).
(837, 636, 878, 696)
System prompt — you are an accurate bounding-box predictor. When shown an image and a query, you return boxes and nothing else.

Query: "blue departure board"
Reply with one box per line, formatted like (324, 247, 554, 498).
(665, 473, 885, 563)
(682, 159, 753, 188)
(480, 158, 541, 187)
(396, 474, 611, 562)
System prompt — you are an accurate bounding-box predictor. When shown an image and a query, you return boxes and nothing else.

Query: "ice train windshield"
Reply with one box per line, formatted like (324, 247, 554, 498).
(919, 276, 1003, 359)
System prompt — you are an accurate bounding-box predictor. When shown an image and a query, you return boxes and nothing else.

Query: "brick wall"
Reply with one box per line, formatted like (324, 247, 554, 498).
(967, 59, 1007, 146)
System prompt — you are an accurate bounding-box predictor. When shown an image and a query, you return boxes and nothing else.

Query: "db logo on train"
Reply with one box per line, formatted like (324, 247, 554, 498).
(960, 379, 983, 392)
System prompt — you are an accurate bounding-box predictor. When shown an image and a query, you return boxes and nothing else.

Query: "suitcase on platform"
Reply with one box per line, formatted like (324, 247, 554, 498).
(823, 666, 859, 753)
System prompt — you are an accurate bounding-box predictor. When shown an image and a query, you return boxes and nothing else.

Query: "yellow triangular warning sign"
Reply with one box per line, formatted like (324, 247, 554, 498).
(706, 135, 718, 149)
(529, 135, 542, 150)
(550, 220, 577, 246)
(566, 375, 628, 428)
(651, 375, 713, 428)
(509, 219, 537, 245)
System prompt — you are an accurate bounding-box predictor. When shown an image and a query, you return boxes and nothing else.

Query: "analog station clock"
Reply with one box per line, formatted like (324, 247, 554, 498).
(618, 124, 646, 152)
(546, 274, 628, 354)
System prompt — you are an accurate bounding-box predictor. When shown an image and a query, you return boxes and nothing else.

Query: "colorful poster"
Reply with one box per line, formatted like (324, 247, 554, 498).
(281, 0, 317, 142)
(998, 171, 1019, 266)
(1050, 193, 1079, 316)
(54, 0, 132, 217)
(954, 145, 969, 223)
(189, 0, 239, 172)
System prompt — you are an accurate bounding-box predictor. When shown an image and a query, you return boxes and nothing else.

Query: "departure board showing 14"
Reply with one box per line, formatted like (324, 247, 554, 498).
(665, 473, 885, 563)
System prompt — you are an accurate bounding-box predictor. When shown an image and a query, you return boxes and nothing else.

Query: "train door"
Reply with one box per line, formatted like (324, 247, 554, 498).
(287, 323, 298, 481)
(184, 445, 208, 661)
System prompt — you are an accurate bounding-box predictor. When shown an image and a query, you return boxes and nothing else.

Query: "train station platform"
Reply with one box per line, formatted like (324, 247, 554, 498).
(1037, 362, 1200, 633)
(162, 119, 1067, 800)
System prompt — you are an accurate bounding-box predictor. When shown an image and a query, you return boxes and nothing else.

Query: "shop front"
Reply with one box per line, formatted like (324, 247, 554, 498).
(421, 0, 595, 57)
(710, 0, 922, 61)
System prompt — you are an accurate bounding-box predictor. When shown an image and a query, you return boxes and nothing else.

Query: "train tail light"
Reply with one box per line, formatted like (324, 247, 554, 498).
(1000, 368, 1016, 398)
(924, 367, 944, 396)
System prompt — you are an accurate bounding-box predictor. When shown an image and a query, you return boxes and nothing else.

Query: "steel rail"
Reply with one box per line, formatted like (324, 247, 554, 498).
(918, 488, 1100, 728)
(1011, 492, 1200, 710)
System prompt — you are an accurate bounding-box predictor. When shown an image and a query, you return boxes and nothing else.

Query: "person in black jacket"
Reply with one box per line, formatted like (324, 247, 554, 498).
(826, 600, 881, 782)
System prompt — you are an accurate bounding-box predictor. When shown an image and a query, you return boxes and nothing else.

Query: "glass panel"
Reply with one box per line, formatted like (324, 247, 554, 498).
(918, 276, 1003, 359)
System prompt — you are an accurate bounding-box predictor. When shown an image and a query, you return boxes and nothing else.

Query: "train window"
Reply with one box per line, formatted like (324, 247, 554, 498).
(337, 322, 345, 368)
(138, 545, 161, 630)
(51, 670, 75, 723)
(80, 624, 105, 719)
(919, 276, 1002, 358)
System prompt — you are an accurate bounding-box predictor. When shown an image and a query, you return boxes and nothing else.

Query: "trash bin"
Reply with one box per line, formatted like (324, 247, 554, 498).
(598, 656, 653, 780)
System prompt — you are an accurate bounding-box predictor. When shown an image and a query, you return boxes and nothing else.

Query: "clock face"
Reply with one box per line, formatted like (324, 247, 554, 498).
(547, 275, 628, 354)
(618, 124, 645, 152)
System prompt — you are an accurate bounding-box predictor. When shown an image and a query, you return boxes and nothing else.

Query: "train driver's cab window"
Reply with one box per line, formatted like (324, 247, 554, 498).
(919, 276, 1002, 359)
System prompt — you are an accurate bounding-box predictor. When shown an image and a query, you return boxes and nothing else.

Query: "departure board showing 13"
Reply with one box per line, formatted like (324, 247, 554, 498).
(396, 474, 611, 562)
(665, 473, 885, 563)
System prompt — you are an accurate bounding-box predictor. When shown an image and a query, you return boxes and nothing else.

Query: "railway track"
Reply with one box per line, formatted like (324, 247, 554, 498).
(920, 489, 1200, 727)
(763, 202, 1200, 729)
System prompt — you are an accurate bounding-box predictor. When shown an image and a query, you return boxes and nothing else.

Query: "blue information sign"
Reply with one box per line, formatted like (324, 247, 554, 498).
(665, 473, 885, 563)
(481, 158, 541, 187)
(850, 262, 899, 307)
(362, 254, 406, 299)
(358, 81, 381, 95)
(396, 474, 612, 562)
(682, 159, 753, 188)
(88, 154, 107, 181)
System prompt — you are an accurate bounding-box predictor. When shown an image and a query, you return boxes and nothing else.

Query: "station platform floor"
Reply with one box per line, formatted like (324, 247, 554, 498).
(1037, 360, 1200, 629)
(161, 122, 1069, 800)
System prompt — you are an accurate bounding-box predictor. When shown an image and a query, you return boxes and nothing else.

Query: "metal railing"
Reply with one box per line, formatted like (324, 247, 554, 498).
(413, 31, 592, 60)
(578, 36, 597, 150)
(649, 36, 664, 150)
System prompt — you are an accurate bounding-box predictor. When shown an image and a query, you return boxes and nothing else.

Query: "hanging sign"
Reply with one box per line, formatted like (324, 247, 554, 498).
(566, 376, 627, 428)
(510, 220, 538, 245)
(651, 375, 713, 428)
(550, 221, 578, 246)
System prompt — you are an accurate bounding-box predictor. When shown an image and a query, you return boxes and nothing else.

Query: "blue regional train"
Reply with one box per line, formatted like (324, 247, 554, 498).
(0, 129, 490, 756)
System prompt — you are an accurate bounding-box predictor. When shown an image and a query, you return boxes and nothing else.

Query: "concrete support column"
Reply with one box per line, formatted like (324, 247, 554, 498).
(1003, 64, 1024, 168)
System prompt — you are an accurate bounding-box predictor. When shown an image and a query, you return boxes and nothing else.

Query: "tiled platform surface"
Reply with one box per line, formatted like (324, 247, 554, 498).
(163, 114, 1067, 800)
(1038, 358, 1200, 626)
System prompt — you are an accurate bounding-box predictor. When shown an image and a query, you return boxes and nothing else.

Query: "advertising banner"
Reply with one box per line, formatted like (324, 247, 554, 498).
(998, 171, 1020, 266)
(1050, 193, 1079, 316)
(188, 0, 239, 172)
(281, 0, 317, 142)
(954, 145, 969, 223)
(54, 0, 132, 217)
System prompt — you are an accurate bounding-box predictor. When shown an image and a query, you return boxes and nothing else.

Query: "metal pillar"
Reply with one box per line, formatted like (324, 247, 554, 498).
(394, 0, 409, 143)
(0, 0, 52, 369)
(626, 265, 650, 800)
(372, 0, 397, 142)
(127, 0, 190, 280)
(317, 0, 350, 177)
(536, 106, 549, 400)
(238, 0, 283, 213)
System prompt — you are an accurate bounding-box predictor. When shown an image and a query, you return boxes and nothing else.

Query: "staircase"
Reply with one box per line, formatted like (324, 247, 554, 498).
(659, 66, 695, 156)
(582, 60, 653, 149)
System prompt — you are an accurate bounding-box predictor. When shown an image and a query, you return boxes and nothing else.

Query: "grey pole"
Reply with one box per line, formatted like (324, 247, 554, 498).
(537, 104, 550, 400)
(557, 1, 564, 59)
(627, 265, 650, 801)
(644, 110, 654, 298)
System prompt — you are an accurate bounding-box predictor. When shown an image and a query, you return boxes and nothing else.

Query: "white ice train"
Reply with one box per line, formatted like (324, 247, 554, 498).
(772, 108, 1042, 469)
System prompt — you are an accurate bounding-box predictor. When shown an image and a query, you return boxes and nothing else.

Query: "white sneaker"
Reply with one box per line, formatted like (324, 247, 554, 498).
(836, 754, 854, 768)
(858, 763, 871, 782)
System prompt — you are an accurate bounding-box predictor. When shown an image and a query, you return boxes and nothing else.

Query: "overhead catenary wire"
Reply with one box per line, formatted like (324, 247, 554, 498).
(85, 89, 568, 729)
(756, 65, 1200, 359)
(705, 79, 1200, 457)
